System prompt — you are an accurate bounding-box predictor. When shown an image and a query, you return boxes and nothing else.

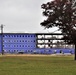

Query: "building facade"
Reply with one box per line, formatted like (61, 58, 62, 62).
(0, 33, 75, 54)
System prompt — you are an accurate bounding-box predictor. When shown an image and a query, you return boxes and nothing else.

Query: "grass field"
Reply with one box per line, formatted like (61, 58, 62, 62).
(0, 55, 76, 75)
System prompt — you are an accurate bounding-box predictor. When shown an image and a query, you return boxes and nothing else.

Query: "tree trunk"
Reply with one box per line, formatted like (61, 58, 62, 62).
(75, 44, 76, 60)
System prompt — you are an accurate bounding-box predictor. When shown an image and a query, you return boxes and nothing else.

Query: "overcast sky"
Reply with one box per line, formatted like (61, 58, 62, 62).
(0, 0, 58, 33)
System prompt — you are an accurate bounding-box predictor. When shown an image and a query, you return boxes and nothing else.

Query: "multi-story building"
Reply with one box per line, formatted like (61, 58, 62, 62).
(0, 33, 75, 54)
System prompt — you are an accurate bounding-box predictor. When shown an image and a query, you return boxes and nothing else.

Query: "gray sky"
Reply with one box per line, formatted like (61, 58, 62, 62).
(0, 0, 58, 33)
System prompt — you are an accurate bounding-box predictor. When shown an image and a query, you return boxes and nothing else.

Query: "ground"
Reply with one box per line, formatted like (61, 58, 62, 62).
(0, 54, 75, 75)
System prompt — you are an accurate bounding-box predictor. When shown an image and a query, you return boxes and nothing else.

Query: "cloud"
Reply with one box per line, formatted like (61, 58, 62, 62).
(0, 0, 53, 33)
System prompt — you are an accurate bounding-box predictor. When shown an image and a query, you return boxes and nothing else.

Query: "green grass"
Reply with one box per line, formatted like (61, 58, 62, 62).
(0, 55, 76, 75)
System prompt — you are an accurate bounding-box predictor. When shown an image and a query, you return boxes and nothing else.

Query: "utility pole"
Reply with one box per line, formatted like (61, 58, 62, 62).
(1, 24, 4, 55)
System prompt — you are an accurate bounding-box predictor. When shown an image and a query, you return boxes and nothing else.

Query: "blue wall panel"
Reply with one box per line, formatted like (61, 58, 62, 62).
(0, 33, 75, 54)
(0, 35, 2, 53)
(2, 34, 36, 53)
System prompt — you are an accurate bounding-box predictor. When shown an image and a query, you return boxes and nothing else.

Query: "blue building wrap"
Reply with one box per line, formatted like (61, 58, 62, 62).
(0, 35, 1, 53)
(0, 33, 75, 54)
(0, 33, 36, 54)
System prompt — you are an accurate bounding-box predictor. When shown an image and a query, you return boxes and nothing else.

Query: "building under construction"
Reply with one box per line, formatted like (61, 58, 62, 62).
(0, 33, 75, 54)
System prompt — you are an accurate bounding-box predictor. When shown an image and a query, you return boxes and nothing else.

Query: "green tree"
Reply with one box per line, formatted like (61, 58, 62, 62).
(40, 0, 76, 60)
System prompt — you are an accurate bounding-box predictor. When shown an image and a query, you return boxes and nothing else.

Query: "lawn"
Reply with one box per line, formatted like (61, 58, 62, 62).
(0, 55, 76, 75)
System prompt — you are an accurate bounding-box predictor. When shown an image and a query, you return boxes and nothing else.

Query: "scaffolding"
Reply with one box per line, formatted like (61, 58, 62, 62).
(36, 33, 75, 49)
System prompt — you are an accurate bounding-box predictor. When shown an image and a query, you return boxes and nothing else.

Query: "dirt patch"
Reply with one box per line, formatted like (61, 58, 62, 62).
(0, 54, 73, 57)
